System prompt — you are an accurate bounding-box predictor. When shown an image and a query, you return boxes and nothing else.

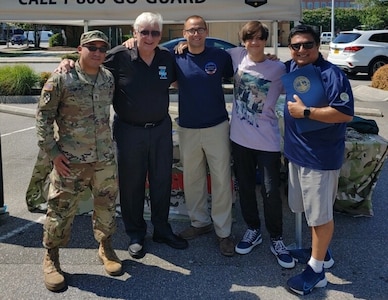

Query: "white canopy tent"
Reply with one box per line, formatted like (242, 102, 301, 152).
(1, 1, 301, 24)
(1, 0, 302, 55)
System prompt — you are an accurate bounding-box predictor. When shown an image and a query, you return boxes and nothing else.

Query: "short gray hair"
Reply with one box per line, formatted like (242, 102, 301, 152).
(133, 12, 163, 32)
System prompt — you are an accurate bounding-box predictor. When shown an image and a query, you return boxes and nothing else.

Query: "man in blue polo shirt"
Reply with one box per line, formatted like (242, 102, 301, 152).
(283, 25, 354, 295)
(174, 15, 235, 257)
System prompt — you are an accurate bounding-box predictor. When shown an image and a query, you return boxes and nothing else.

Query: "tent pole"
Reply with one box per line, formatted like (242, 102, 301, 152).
(84, 20, 89, 32)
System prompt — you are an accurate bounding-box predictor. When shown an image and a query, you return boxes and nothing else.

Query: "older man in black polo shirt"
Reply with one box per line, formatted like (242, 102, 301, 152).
(104, 12, 188, 258)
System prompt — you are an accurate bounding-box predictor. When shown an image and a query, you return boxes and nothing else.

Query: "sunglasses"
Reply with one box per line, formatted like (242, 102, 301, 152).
(139, 30, 161, 37)
(289, 41, 315, 51)
(83, 45, 108, 53)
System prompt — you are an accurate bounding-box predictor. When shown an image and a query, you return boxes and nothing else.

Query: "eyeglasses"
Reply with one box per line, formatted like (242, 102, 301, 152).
(289, 41, 315, 51)
(83, 45, 108, 53)
(184, 28, 206, 35)
(138, 30, 161, 37)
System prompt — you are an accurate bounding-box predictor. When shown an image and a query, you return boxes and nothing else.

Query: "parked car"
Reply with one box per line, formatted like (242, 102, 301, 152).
(327, 30, 388, 77)
(160, 37, 237, 51)
(320, 32, 333, 44)
(10, 34, 27, 45)
(25, 30, 53, 43)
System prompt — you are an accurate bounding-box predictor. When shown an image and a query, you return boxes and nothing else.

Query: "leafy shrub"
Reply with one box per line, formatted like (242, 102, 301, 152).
(0, 64, 39, 95)
(39, 71, 52, 88)
(49, 33, 65, 47)
(61, 53, 79, 61)
(371, 65, 388, 91)
(122, 34, 133, 42)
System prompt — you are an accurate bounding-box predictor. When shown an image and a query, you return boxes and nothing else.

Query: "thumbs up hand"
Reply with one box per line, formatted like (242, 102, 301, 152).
(287, 94, 306, 119)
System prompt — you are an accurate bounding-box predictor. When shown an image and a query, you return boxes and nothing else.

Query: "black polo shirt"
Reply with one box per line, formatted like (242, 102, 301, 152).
(104, 45, 176, 124)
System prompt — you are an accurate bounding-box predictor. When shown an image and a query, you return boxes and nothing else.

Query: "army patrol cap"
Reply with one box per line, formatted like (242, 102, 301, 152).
(80, 30, 110, 48)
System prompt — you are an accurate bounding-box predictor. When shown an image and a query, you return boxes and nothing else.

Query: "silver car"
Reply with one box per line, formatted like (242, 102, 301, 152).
(328, 30, 388, 77)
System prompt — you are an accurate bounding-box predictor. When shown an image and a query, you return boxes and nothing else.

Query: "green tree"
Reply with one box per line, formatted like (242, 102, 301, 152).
(301, 5, 388, 32)
(302, 8, 362, 32)
(356, 0, 388, 28)
(335, 8, 362, 31)
(302, 8, 332, 31)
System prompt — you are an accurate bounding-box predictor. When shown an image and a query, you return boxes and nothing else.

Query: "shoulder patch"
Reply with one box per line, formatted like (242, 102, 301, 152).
(43, 83, 53, 91)
(340, 92, 350, 103)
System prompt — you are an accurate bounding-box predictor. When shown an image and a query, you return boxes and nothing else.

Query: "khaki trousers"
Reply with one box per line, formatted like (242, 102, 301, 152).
(178, 121, 232, 238)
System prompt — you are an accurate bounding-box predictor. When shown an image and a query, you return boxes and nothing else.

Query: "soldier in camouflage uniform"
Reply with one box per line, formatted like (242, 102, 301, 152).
(36, 30, 122, 292)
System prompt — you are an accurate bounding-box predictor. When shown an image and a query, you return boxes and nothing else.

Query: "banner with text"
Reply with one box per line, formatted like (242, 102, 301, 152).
(0, 0, 301, 25)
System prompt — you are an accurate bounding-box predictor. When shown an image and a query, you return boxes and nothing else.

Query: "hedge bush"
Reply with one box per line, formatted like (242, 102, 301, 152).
(371, 64, 388, 91)
(61, 53, 80, 61)
(49, 33, 65, 47)
(0, 64, 39, 95)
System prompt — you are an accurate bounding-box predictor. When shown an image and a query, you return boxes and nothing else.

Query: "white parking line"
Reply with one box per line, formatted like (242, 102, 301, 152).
(1, 126, 35, 137)
(0, 215, 45, 242)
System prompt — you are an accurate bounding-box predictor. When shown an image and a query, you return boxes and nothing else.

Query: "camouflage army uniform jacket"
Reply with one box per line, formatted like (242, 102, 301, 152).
(36, 61, 115, 163)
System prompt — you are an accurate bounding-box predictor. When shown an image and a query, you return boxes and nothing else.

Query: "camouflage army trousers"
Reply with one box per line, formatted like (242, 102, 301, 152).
(43, 159, 118, 249)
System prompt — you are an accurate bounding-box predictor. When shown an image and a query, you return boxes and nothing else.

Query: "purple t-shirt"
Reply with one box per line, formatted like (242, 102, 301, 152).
(228, 47, 286, 152)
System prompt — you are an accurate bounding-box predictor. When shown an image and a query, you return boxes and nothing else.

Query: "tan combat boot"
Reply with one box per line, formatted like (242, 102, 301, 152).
(98, 238, 122, 276)
(43, 247, 66, 292)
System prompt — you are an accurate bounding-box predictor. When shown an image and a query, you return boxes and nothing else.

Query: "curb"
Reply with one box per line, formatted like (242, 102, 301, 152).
(0, 101, 383, 118)
(0, 95, 39, 104)
(0, 104, 36, 118)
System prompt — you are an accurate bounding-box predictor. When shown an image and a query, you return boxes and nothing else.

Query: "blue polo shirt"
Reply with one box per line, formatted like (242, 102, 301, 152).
(283, 54, 354, 170)
(174, 46, 234, 128)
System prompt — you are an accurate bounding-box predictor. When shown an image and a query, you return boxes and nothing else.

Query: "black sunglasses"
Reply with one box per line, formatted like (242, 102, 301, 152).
(139, 30, 161, 37)
(289, 41, 315, 51)
(83, 45, 108, 53)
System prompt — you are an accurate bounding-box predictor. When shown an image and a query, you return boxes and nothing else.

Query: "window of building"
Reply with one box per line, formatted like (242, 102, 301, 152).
(314, 1, 320, 8)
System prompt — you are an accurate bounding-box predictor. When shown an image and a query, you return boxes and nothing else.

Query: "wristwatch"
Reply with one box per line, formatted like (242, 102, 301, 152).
(303, 107, 311, 118)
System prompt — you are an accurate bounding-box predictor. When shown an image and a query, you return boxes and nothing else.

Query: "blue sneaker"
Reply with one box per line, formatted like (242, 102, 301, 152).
(270, 237, 295, 269)
(235, 228, 262, 254)
(289, 247, 334, 268)
(287, 265, 327, 295)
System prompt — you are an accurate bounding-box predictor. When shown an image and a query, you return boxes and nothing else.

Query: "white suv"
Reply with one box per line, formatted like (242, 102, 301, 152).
(328, 30, 388, 77)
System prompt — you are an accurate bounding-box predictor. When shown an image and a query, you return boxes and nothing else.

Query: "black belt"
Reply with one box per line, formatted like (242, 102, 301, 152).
(125, 118, 165, 128)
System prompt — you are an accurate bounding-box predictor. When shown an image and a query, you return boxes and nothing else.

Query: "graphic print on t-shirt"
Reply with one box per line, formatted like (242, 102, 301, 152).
(234, 70, 271, 127)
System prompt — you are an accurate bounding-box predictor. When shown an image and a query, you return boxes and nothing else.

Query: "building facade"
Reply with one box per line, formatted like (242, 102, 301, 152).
(301, 1, 361, 9)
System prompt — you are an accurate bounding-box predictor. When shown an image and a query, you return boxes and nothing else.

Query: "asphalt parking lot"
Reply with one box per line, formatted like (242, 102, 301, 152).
(1, 46, 388, 299)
